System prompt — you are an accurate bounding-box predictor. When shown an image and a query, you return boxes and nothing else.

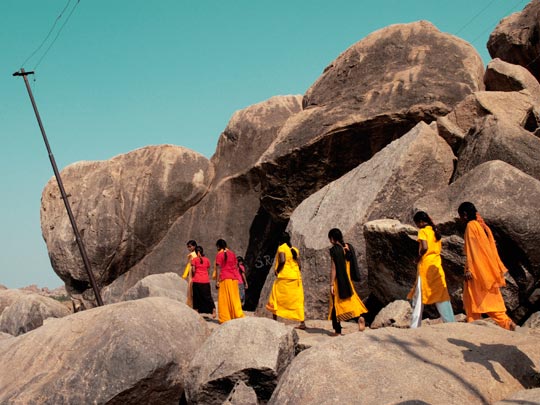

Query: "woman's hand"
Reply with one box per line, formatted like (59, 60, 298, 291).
(216, 281, 220, 289)
(330, 285, 335, 296)
(464, 270, 473, 281)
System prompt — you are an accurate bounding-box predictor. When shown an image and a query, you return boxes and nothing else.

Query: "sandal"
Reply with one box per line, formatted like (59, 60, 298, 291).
(295, 323, 307, 330)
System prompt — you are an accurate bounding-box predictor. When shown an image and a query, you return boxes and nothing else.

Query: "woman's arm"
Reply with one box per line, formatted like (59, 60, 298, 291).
(330, 259, 336, 296)
(275, 252, 286, 274)
(416, 240, 428, 263)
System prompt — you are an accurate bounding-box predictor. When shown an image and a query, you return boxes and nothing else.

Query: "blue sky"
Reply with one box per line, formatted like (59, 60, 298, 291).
(0, 0, 529, 288)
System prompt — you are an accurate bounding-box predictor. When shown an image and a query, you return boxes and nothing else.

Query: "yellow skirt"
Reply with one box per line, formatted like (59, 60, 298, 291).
(328, 279, 368, 322)
(217, 279, 244, 324)
(266, 278, 305, 322)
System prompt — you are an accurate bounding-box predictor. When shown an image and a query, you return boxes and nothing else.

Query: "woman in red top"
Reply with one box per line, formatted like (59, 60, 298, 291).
(215, 239, 244, 323)
(190, 246, 216, 317)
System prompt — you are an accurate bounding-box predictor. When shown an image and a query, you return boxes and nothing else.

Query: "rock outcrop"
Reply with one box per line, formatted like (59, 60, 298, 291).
(102, 272, 188, 304)
(258, 122, 455, 319)
(0, 294, 70, 336)
(488, 0, 540, 81)
(41, 145, 213, 307)
(256, 21, 483, 222)
(454, 116, 540, 182)
(0, 289, 31, 316)
(484, 58, 540, 104)
(0, 297, 209, 404)
(184, 317, 298, 404)
(370, 299, 413, 329)
(269, 323, 540, 404)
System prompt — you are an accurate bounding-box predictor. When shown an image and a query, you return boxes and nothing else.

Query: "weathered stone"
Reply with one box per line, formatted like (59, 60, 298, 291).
(269, 323, 540, 404)
(110, 97, 301, 308)
(0, 332, 13, 340)
(485, 58, 540, 105)
(524, 312, 540, 329)
(40, 145, 213, 306)
(494, 388, 540, 405)
(0, 294, 70, 336)
(488, 1, 540, 81)
(0, 297, 210, 404)
(0, 289, 31, 316)
(364, 219, 466, 314)
(256, 21, 483, 222)
(223, 380, 259, 405)
(454, 115, 540, 181)
(415, 160, 540, 321)
(435, 115, 467, 153)
(185, 317, 298, 404)
(371, 299, 412, 329)
(257, 122, 454, 320)
(444, 91, 537, 138)
(102, 272, 188, 304)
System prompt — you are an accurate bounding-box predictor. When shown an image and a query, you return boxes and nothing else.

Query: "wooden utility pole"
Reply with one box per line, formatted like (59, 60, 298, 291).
(13, 68, 103, 306)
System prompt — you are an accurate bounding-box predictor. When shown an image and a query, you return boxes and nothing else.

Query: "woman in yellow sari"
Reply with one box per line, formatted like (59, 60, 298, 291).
(181, 240, 197, 307)
(328, 228, 367, 335)
(408, 211, 454, 328)
(266, 232, 306, 329)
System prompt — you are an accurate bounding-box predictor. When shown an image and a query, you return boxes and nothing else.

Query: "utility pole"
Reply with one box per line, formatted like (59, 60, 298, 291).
(13, 68, 103, 307)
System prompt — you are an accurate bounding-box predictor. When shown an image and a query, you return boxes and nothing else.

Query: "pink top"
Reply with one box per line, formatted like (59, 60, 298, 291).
(191, 256, 210, 283)
(216, 249, 239, 281)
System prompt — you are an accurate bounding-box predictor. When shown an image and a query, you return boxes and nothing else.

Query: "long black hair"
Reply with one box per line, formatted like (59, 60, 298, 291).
(413, 211, 441, 241)
(458, 202, 478, 223)
(216, 239, 228, 263)
(187, 240, 197, 248)
(328, 228, 345, 247)
(195, 246, 205, 264)
(279, 231, 298, 260)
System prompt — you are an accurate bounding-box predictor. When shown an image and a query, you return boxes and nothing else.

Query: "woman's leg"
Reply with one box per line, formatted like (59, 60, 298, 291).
(435, 300, 455, 323)
(410, 277, 423, 328)
(331, 306, 342, 335)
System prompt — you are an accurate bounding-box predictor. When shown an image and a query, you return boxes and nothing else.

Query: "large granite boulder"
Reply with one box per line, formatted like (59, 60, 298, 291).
(488, 0, 540, 81)
(0, 288, 31, 316)
(269, 323, 540, 404)
(0, 297, 209, 403)
(485, 58, 540, 104)
(41, 145, 213, 306)
(0, 293, 70, 336)
(454, 115, 540, 182)
(256, 21, 484, 222)
(257, 122, 454, 319)
(184, 317, 298, 404)
(370, 299, 412, 329)
(102, 272, 188, 304)
(494, 388, 540, 405)
(415, 160, 540, 321)
(106, 96, 301, 307)
(524, 312, 540, 329)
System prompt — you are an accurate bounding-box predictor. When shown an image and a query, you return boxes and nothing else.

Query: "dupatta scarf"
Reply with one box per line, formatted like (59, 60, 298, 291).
(330, 244, 353, 299)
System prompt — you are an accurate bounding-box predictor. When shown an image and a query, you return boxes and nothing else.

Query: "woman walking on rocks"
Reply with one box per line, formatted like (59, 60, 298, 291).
(328, 228, 367, 335)
(266, 232, 306, 330)
(215, 239, 244, 324)
(408, 211, 455, 328)
(182, 240, 198, 307)
(190, 246, 216, 318)
(458, 202, 516, 330)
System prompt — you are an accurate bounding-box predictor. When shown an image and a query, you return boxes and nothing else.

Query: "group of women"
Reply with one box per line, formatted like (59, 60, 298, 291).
(264, 201, 516, 335)
(180, 201, 516, 332)
(181, 239, 246, 324)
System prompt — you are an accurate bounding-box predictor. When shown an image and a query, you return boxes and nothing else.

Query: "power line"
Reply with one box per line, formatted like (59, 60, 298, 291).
(19, 0, 81, 70)
(455, 0, 497, 36)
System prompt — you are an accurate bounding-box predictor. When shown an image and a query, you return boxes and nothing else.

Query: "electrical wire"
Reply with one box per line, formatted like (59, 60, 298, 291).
(19, 0, 81, 71)
(454, 0, 497, 36)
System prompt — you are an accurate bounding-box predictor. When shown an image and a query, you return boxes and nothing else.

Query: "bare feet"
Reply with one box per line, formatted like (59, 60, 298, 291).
(330, 332, 342, 337)
(509, 321, 517, 331)
(358, 317, 366, 332)
(212, 309, 216, 319)
(295, 322, 307, 330)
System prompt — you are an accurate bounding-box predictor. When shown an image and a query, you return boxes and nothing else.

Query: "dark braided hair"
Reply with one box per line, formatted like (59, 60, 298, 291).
(413, 211, 441, 241)
(458, 202, 478, 223)
(216, 239, 228, 263)
(195, 246, 204, 264)
(187, 240, 197, 249)
(279, 231, 297, 260)
(328, 228, 345, 247)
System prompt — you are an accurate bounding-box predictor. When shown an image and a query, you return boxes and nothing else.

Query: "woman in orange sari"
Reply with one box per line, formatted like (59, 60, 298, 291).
(328, 228, 367, 336)
(458, 202, 516, 330)
(215, 239, 244, 324)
